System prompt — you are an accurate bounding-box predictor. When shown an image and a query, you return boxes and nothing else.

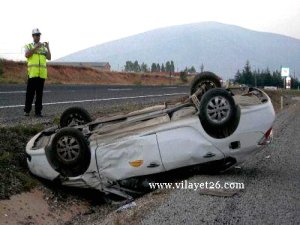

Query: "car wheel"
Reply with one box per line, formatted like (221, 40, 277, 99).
(190, 71, 221, 96)
(199, 88, 237, 129)
(50, 127, 91, 177)
(60, 107, 92, 127)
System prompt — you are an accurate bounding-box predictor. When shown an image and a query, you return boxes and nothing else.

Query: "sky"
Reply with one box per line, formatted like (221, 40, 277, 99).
(1, 0, 300, 61)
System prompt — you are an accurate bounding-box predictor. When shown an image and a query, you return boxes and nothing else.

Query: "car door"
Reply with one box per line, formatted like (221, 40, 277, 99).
(156, 127, 225, 171)
(96, 134, 165, 181)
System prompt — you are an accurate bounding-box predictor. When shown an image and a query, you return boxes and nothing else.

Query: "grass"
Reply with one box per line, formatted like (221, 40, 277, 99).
(15, 171, 39, 190)
(0, 124, 44, 199)
(0, 77, 22, 84)
(280, 89, 300, 96)
(133, 80, 142, 86)
(48, 81, 64, 85)
(53, 115, 61, 125)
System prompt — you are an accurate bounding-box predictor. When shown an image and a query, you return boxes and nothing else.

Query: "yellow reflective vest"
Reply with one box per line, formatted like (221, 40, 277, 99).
(26, 43, 48, 79)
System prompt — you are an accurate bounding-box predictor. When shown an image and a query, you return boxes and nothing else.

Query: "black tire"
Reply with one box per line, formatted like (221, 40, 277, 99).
(60, 107, 92, 127)
(49, 127, 91, 177)
(199, 88, 237, 129)
(190, 71, 221, 96)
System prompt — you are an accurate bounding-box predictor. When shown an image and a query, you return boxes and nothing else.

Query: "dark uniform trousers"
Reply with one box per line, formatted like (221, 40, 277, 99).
(24, 77, 45, 114)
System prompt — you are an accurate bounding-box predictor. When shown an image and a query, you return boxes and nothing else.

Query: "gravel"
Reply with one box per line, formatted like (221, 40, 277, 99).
(139, 102, 300, 225)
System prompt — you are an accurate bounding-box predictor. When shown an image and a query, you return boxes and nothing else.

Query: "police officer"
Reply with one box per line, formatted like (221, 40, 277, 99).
(24, 28, 51, 117)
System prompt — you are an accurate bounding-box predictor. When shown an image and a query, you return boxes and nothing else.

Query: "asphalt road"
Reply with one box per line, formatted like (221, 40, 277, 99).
(0, 84, 189, 125)
(140, 102, 300, 225)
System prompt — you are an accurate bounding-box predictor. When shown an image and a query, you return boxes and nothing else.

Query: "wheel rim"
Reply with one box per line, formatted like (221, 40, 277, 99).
(56, 136, 80, 162)
(66, 113, 86, 126)
(206, 96, 231, 123)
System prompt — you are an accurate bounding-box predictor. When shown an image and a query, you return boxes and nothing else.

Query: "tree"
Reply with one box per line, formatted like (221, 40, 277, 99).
(233, 61, 299, 88)
(234, 61, 255, 86)
(151, 63, 157, 72)
(272, 70, 283, 87)
(234, 70, 243, 84)
(133, 60, 141, 72)
(262, 68, 272, 86)
(184, 66, 196, 73)
(242, 60, 253, 86)
(161, 63, 165, 72)
(200, 63, 204, 73)
(165, 61, 171, 72)
(170, 61, 175, 73)
(272, 71, 279, 86)
(253, 69, 261, 87)
(124, 61, 134, 72)
(291, 77, 300, 89)
(141, 63, 149, 72)
(190, 66, 196, 73)
(156, 63, 160, 72)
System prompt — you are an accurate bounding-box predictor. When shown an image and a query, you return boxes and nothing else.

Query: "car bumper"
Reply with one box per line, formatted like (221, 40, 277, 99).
(26, 132, 59, 180)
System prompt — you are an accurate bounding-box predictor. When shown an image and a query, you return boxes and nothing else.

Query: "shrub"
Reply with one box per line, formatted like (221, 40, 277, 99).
(180, 71, 188, 83)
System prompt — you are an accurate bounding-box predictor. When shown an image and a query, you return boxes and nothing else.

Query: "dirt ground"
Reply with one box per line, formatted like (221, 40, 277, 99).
(0, 60, 187, 85)
(264, 90, 291, 112)
(0, 188, 89, 225)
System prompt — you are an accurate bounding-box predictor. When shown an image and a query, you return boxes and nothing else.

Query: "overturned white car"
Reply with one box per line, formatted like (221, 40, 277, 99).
(26, 72, 275, 199)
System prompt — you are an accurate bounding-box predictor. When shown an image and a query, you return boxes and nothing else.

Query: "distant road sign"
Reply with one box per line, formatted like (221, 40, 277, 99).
(286, 76, 291, 89)
(281, 67, 290, 77)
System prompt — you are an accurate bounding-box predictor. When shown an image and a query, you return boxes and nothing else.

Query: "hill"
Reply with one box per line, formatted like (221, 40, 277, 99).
(58, 22, 300, 79)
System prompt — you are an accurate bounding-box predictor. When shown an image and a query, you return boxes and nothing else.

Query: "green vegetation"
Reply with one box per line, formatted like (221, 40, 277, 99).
(124, 60, 203, 76)
(0, 77, 21, 84)
(184, 66, 196, 73)
(235, 61, 300, 89)
(164, 61, 175, 73)
(133, 80, 142, 86)
(124, 60, 175, 73)
(280, 89, 300, 95)
(180, 71, 188, 83)
(124, 60, 145, 72)
(53, 115, 61, 125)
(0, 124, 44, 199)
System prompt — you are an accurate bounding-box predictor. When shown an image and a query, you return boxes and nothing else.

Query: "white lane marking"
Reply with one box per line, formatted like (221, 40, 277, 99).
(292, 96, 300, 101)
(108, 88, 133, 91)
(0, 92, 187, 109)
(0, 91, 51, 94)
